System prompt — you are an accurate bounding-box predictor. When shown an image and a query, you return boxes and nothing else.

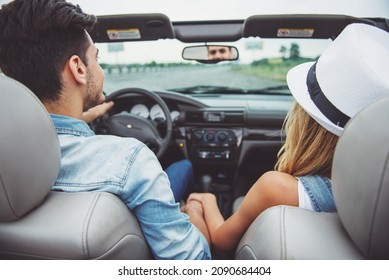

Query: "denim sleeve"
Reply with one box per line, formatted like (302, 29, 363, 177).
(119, 144, 211, 260)
(297, 175, 337, 212)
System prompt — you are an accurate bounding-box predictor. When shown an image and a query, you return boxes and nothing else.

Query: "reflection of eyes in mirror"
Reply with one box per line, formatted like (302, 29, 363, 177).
(182, 45, 238, 63)
(209, 48, 227, 55)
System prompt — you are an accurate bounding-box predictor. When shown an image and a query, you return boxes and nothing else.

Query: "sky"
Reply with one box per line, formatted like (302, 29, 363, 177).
(1, 0, 389, 19)
(0, 0, 388, 64)
(61, 0, 389, 19)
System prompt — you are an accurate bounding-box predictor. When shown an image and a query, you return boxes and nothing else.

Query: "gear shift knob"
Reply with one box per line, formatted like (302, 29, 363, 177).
(200, 174, 212, 192)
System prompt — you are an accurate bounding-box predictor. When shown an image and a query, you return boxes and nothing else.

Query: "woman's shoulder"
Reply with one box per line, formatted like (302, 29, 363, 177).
(262, 172, 331, 187)
(259, 170, 297, 186)
(247, 171, 299, 209)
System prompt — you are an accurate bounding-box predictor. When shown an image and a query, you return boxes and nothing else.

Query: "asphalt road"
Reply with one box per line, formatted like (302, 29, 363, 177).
(103, 65, 284, 94)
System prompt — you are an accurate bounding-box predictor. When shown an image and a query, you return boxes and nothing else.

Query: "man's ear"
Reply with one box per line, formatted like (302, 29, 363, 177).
(68, 55, 87, 85)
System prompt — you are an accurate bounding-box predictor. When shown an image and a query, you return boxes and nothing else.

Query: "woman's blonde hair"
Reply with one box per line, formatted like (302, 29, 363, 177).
(275, 101, 339, 177)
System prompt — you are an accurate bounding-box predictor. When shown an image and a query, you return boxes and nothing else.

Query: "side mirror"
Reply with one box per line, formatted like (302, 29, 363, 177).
(182, 45, 239, 63)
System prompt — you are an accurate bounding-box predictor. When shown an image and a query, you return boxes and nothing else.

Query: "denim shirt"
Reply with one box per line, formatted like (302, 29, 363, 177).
(297, 175, 337, 212)
(50, 114, 211, 260)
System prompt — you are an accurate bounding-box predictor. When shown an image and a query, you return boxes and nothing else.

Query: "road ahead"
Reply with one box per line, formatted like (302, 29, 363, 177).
(103, 65, 284, 94)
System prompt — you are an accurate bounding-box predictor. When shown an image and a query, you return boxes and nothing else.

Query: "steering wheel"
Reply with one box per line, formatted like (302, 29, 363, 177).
(93, 88, 172, 158)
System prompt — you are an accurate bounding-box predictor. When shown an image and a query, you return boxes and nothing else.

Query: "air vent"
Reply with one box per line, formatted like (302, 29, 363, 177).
(186, 110, 244, 124)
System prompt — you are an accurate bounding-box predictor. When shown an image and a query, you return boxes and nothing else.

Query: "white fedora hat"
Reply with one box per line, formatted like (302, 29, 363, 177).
(287, 23, 389, 136)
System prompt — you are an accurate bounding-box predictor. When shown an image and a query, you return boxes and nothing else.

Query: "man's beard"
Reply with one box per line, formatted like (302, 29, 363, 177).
(83, 71, 103, 111)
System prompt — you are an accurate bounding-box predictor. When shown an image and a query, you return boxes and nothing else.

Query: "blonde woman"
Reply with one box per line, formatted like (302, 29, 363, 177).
(182, 23, 389, 254)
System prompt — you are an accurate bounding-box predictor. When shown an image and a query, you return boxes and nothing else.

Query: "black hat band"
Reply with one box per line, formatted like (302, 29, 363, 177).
(306, 63, 350, 128)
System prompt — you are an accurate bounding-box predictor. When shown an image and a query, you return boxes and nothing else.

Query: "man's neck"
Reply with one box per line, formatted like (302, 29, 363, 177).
(43, 94, 83, 120)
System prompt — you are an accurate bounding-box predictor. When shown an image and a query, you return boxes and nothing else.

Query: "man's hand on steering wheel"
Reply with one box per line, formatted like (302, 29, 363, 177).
(90, 88, 172, 159)
(83, 101, 114, 124)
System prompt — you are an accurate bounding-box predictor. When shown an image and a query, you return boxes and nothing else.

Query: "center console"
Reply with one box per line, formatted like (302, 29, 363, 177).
(184, 109, 244, 165)
(188, 128, 240, 161)
(181, 110, 245, 215)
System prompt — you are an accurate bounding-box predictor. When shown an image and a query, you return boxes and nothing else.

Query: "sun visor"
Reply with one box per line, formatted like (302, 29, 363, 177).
(174, 20, 243, 43)
(91, 14, 175, 42)
(243, 14, 376, 39)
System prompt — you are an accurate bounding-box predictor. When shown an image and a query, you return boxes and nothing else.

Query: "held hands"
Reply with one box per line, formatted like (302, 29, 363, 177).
(181, 193, 214, 245)
(186, 192, 217, 205)
(181, 199, 204, 216)
(82, 101, 114, 124)
(183, 193, 220, 247)
(181, 193, 217, 216)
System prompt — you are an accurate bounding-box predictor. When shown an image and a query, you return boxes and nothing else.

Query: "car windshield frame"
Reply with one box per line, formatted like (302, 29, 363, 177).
(97, 36, 332, 95)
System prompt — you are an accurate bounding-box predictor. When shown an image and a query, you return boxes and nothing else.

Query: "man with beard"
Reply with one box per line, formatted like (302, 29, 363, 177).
(0, 0, 210, 260)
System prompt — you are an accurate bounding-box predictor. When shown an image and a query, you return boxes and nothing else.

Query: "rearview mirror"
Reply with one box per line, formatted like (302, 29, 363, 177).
(182, 45, 239, 63)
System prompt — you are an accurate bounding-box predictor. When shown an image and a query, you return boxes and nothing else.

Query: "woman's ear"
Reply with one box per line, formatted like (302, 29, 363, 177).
(68, 55, 87, 85)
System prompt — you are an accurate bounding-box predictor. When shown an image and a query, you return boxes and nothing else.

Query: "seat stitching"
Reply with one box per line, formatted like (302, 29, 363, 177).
(368, 147, 389, 258)
(0, 173, 18, 218)
(81, 192, 101, 259)
(280, 206, 286, 259)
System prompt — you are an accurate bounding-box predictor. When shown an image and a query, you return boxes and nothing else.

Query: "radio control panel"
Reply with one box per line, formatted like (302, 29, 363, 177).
(186, 128, 240, 161)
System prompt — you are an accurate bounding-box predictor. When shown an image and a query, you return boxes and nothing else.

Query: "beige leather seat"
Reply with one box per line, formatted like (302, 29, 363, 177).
(235, 96, 389, 260)
(0, 75, 152, 259)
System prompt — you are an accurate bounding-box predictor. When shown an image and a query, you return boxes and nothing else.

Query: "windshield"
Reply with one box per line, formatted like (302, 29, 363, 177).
(74, 0, 388, 95)
(97, 38, 330, 95)
(2, 0, 386, 95)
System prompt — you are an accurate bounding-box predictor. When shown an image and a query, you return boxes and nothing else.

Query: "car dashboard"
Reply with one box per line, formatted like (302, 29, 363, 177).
(99, 89, 292, 216)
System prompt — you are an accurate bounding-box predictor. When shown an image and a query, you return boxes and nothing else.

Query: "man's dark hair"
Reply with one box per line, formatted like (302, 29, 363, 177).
(0, 0, 97, 102)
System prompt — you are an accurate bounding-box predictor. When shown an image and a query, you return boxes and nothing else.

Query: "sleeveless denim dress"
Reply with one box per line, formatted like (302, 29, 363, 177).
(297, 175, 337, 212)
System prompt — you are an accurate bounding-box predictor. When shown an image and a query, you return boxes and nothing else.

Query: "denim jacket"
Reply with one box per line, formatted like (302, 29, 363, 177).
(297, 175, 337, 212)
(50, 114, 211, 260)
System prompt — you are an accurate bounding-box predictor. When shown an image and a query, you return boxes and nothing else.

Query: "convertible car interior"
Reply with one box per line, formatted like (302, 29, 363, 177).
(1, 12, 388, 259)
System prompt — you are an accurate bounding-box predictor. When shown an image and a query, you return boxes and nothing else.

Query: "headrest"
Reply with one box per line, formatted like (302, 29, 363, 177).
(0, 75, 61, 221)
(332, 96, 389, 259)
